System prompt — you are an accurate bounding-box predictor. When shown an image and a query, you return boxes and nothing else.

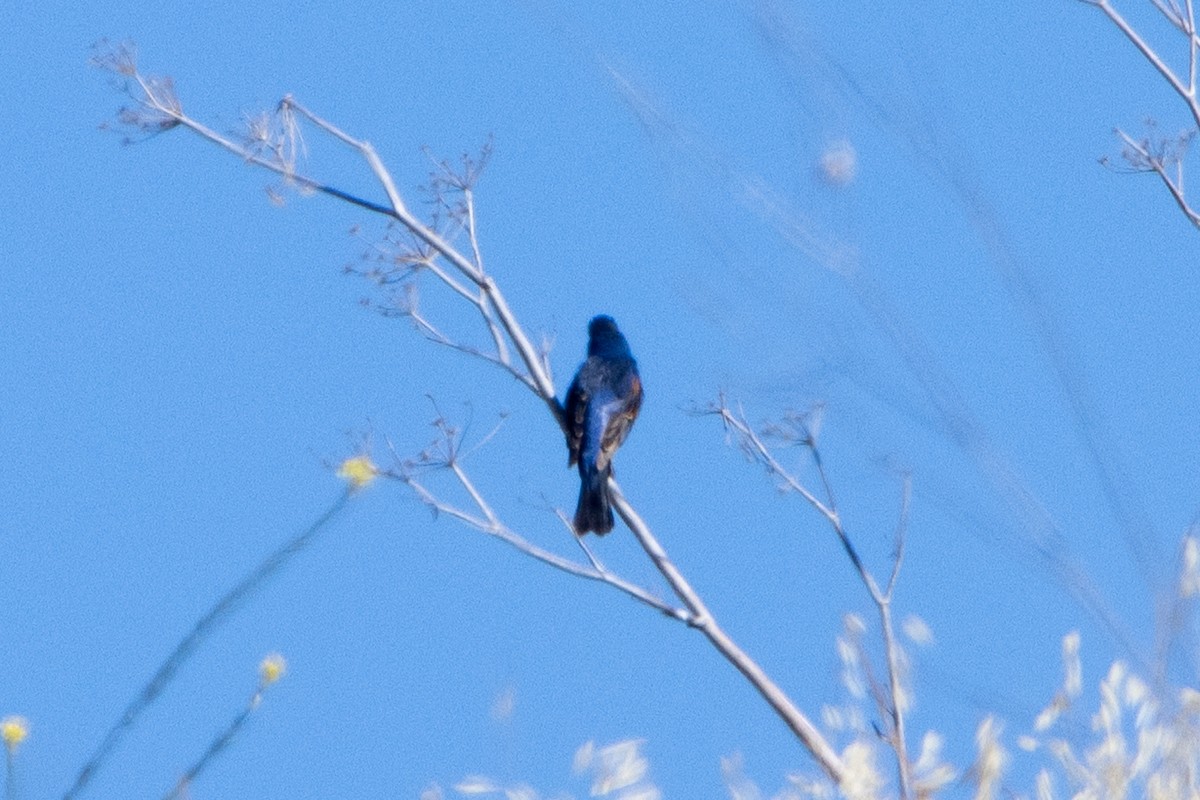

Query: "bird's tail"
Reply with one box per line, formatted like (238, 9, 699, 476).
(574, 465, 614, 535)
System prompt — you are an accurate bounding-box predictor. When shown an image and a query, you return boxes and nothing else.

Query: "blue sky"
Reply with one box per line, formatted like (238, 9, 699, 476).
(3, 0, 1199, 797)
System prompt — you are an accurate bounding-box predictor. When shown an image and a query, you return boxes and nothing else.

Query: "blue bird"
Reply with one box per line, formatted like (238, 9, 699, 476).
(564, 315, 643, 535)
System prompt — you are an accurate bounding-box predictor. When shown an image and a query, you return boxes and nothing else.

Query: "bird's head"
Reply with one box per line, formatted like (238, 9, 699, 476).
(587, 315, 632, 358)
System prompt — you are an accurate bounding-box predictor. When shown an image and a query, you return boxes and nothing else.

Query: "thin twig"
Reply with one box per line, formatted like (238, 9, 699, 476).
(886, 476, 912, 601)
(709, 400, 875, 593)
(282, 96, 412, 223)
(161, 678, 273, 800)
(1188, 0, 1197, 93)
(713, 400, 837, 522)
(1115, 129, 1200, 225)
(63, 491, 352, 800)
(464, 189, 512, 367)
(1084, 0, 1200, 127)
(805, 435, 884, 601)
(390, 469, 686, 621)
(564, 509, 608, 572)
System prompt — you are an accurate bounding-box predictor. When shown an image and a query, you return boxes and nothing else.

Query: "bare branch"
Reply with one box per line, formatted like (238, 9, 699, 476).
(274, 98, 560, 408)
(1190, 0, 1197, 90)
(404, 308, 538, 394)
(64, 490, 353, 799)
(95, 50, 558, 411)
(161, 660, 283, 800)
(383, 417, 687, 621)
(878, 592, 913, 800)
(382, 460, 686, 622)
(385, 408, 848, 782)
(701, 397, 881, 598)
(1114, 127, 1200, 225)
(281, 96, 413, 222)
(704, 396, 838, 523)
(1079, 0, 1200, 227)
(98, 53, 850, 783)
(607, 481, 848, 783)
(705, 397, 922, 795)
(1083, 0, 1199, 124)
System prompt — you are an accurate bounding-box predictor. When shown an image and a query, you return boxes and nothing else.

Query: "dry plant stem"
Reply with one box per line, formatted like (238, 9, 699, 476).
(407, 309, 536, 392)
(130, 81, 559, 416)
(1083, 0, 1200, 127)
(281, 99, 561, 420)
(162, 694, 258, 800)
(390, 467, 686, 621)
(62, 490, 353, 800)
(716, 404, 868, 591)
(1187, 0, 1199, 88)
(460, 189, 511, 366)
(1080, 0, 1200, 227)
(1116, 130, 1200, 225)
(608, 483, 848, 784)
(714, 403, 912, 797)
(880, 478, 913, 800)
(808, 453, 914, 800)
(118, 70, 846, 783)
